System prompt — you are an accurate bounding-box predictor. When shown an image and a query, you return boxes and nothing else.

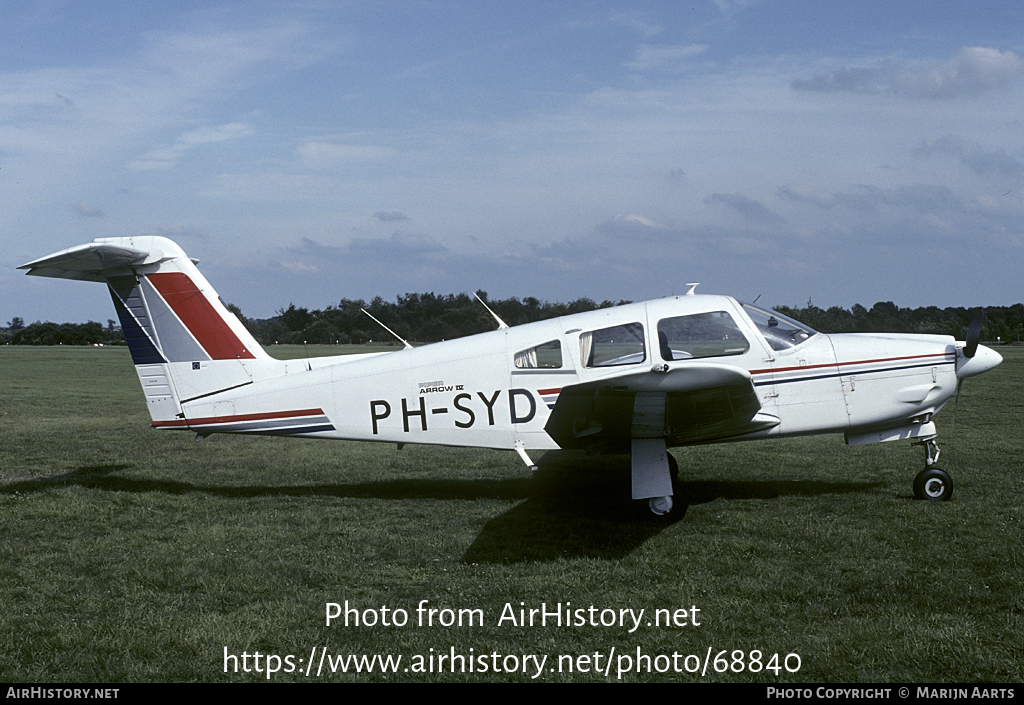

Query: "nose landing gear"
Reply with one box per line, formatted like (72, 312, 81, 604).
(912, 437, 953, 501)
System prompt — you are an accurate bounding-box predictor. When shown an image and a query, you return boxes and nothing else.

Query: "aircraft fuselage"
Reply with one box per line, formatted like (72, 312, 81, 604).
(156, 295, 990, 455)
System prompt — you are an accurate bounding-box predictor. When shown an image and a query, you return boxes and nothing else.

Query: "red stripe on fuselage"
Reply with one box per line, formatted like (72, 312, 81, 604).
(748, 352, 953, 376)
(147, 272, 255, 360)
(153, 408, 326, 429)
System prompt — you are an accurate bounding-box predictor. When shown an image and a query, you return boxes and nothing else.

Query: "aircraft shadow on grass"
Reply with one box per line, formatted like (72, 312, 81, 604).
(462, 451, 881, 563)
(4, 451, 878, 563)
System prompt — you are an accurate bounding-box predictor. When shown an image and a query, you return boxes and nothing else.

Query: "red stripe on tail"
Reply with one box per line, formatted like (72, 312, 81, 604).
(148, 272, 256, 360)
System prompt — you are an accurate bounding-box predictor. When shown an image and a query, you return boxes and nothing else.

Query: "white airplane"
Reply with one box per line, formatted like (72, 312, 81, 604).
(20, 236, 1002, 515)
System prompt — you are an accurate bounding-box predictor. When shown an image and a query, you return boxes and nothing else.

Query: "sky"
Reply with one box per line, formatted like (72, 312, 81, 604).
(4, 0, 1024, 325)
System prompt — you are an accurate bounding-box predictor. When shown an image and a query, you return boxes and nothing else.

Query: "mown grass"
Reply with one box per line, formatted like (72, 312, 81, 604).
(1, 344, 1021, 682)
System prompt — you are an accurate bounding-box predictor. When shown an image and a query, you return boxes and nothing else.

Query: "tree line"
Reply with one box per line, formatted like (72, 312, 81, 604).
(242, 292, 628, 346)
(774, 300, 1024, 343)
(4, 296, 1023, 347)
(2, 317, 124, 346)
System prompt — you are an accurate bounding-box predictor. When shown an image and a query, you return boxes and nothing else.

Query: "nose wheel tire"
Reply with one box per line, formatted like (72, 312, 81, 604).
(914, 467, 953, 501)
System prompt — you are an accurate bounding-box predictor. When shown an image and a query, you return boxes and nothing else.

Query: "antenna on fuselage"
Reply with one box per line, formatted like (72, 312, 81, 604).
(475, 292, 509, 329)
(361, 309, 413, 349)
(685, 283, 700, 296)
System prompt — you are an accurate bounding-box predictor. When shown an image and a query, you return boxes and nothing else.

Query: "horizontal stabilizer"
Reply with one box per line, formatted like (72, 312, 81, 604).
(18, 242, 163, 282)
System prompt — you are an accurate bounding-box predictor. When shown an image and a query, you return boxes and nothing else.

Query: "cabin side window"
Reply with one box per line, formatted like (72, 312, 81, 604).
(580, 322, 646, 367)
(657, 311, 749, 360)
(514, 340, 563, 368)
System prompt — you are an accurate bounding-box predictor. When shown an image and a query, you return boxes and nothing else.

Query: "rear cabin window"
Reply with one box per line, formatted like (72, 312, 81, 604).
(581, 322, 646, 367)
(657, 311, 749, 360)
(514, 340, 563, 368)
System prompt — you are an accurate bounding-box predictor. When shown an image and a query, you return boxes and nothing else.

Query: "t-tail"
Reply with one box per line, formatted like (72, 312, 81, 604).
(19, 236, 281, 427)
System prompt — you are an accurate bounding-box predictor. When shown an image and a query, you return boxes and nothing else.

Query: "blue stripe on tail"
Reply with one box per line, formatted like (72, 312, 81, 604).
(110, 289, 165, 365)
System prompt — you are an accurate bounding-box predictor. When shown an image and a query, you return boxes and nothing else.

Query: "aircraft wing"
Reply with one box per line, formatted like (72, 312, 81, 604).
(19, 242, 154, 282)
(544, 361, 778, 451)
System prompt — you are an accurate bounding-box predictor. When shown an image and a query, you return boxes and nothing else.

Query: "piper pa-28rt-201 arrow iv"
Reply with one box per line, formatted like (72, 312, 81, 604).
(20, 237, 1002, 515)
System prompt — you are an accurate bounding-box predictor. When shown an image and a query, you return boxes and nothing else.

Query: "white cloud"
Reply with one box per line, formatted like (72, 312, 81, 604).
(792, 46, 1023, 99)
(626, 44, 708, 72)
(206, 172, 332, 202)
(902, 46, 1023, 98)
(606, 12, 663, 39)
(912, 135, 1024, 178)
(154, 224, 207, 240)
(712, 0, 762, 13)
(778, 185, 837, 209)
(782, 184, 964, 215)
(282, 261, 320, 274)
(73, 201, 104, 217)
(128, 122, 255, 170)
(178, 122, 255, 145)
(597, 213, 671, 235)
(705, 194, 786, 225)
(297, 142, 400, 170)
(140, 22, 322, 93)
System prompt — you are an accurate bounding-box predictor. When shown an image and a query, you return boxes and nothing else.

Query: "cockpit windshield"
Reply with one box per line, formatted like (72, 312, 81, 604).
(740, 302, 817, 352)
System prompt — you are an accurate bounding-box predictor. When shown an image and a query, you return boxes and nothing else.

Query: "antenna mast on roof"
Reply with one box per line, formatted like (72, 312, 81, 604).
(475, 292, 509, 329)
(361, 309, 413, 349)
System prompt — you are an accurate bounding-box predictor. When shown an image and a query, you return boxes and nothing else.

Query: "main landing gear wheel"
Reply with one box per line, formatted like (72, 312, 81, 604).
(648, 454, 679, 516)
(914, 467, 953, 501)
(649, 495, 674, 515)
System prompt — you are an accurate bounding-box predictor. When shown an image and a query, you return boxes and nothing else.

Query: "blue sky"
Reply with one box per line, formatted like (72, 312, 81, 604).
(4, 1, 1024, 324)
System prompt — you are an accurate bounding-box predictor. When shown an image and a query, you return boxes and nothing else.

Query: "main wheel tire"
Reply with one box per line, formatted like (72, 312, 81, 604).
(649, 495, 674, 515)
(645, 454, 680, 517)
(913, 467, 953, 501)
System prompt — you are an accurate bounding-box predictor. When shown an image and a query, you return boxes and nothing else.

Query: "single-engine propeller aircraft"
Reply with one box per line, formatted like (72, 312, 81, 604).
(20, 237, 1002, 514)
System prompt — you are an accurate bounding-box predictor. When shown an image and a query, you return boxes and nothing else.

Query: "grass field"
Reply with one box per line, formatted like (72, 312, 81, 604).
(1, 344, 1022, 682)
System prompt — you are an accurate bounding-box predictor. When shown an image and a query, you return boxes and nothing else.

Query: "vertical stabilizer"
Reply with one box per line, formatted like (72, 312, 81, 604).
(19, 237, 280, 426)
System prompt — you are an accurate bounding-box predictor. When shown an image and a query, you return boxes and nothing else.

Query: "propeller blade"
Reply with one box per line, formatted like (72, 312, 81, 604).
(964, 308, 983, 359)
(951, 378, 963, 432)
